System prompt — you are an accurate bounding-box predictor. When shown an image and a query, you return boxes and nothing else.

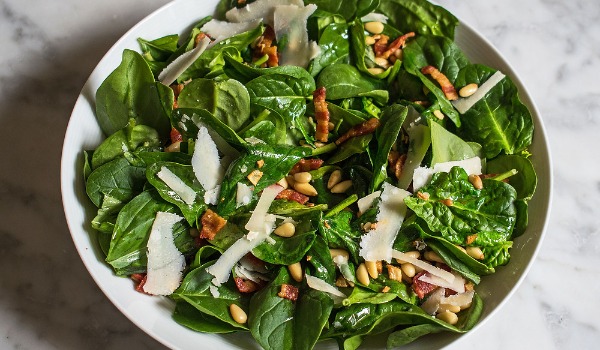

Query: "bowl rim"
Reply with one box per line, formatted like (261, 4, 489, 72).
(60, 1, 553, 349)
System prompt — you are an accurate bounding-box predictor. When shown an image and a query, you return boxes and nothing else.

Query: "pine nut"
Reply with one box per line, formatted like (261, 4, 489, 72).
(400, 263, 416, 278)
(327, 170, 342, 189)
(363, 222, 372, 232)
(394, 48, 402, 59)
(294, 171, 312, 183)
(288, 262, 303, 282)
(466, 246, 484, 260)
(365, 260, 379, 279)
(277, 177, 289, 189)
(454, 244, 467, 254)
(417, 192, 430, 200)
(433, 110, 445, 120)
(356, 263, 370, 286)
(294, 182, 318, 196)
(329, 248, 350, 260)
(395, 250, 420, 264)
(368, 67, 385, 75)
(438, 303, 461, 314)
(468, 174, 483, 190)
(424, 250, 444, 264)
(459, 83, 478, 98)
(328, 122, 335, 131)
(365, 35, 376, 45)
(374, 57, 390, 69)
(274, 222, 296, 237)
(364, 21, 384, 34)
(335, 275, 349, 287)
(442, 198, 453, 206)
(330, 180, 353, 194)
(229, 304, 247, 324)
(437, 310, 458, 325)
(285, 175, 296, 187)
(165, 141, 181, 152)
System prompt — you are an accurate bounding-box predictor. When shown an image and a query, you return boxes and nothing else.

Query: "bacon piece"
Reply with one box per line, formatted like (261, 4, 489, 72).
(313, 87, 330, 142)
(235, 277, 261, 293)
(254, 26, 279, 67)
(389, 152, 407, 180)
(131, 273, 149, 294)
(421, 65, 458, 101)
(373, 34, 390, 57)
(335, 118, 380, 145)
(199, 209, 227, 240)
(277, 283, 299, 301)
(290, 158, 324, 175)
(411, 271, 438, 299)
(170, 83, 185, 109)
(380, 32, 415, 59)
(170, 127, 183, 144)
(276, 189, 310, 205)
(194, 32, 207, 48)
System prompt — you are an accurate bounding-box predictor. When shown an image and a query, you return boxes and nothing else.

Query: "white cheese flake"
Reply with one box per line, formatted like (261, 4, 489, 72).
(143, 212, 185, 296)
(392, 250, 455, 283)
(412, 156, 482, 191)
(158, 37, 210, 86)
(236, 183, 254, 208)
(192, 127, 224, 204)
(420, 287, 445, 315)
(359, 183, 411, 262)
(201, 19, 262, 46)
(156, 166, 196, 205)
(418, 272, 465, 294)
(360, 13, 388, 23)
(356, 191, 381, 214)
(306, 275, 347, 301)
(452, 71, 506, 114)
(273, 4, 319, 68)
(225, 0, 304, 26)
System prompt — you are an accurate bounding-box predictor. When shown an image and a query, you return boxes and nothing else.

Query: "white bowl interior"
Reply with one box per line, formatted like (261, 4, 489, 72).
(61, 1, 552, 349)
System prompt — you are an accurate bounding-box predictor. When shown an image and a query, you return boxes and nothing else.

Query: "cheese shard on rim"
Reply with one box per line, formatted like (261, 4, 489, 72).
(143, 212, 185, 296)
(206, 185, 284, 286)
(273, 4, 320, 68)
(225, 0, 304, 26)
(453, 70, 506, 114)
(158, 36, 210, 86)
(412, 156, 482, 191)
(359, 183, 411, 263)
(156, 166, 196, 205)
(192, 126, 224, 205)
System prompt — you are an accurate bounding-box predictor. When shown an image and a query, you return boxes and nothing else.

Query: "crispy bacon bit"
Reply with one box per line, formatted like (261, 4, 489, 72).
(194, 32, 207, 48)
(421, 65, 459, 101)
(276, 189, 309, 205)
(466, 234, 478, 245)
(131, 273, 149, 294)
(277, 284, 299, 301)
(380, 32, 415, 59)
(170, 127, 183, 144)
(256, 159, 265, 168)
(411, 271, 438, 299)
(200, 209, 227, 240)
(170, 83, 185, 109)
(234, 277, 261, 293)
(373, 34, 390, 56)
(417, 191, 430, 200)
(313, 87, 330, 142)
(335, 118, 381, 145)
(253, 26, 279, 67)
(290, 158, 324, 174)
(387, 265, 403, 282)
(247, 169, 264, 186)
(387, 150, 407, 180)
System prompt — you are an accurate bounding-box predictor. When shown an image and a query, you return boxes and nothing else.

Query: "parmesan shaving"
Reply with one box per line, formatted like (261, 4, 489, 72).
(156, 166, 196, 205)
(306, 275, 346, 301)
(158, 36, 210, 86)
(236, 183, 254, 208)
(392, 250, 455, 283)
(418, 272, 465, 294)
(225, 0, 304, 26)
(273, 4, 319, 68)
(361, 13, 388, 23)
(200, 19, 262, 46)
(452, 71, 506, 114)
(443, 290, 474, 308)
(356, 191, 381, 214)
(192, 127, 224, 204)
(143, 212, 185, 296)
(420, 287, 445, 315)
(412, 156, 482, 191)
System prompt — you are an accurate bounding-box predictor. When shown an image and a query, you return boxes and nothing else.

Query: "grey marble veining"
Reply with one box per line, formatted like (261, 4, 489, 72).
(0, 0, 598, 349)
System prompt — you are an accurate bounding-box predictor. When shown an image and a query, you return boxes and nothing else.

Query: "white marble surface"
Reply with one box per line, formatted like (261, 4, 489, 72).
(0, 0, 597, 349)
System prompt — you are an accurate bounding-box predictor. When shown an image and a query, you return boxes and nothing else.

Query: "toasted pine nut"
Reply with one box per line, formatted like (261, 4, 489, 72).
(400, 263, 416, 278)
(329, 248, 350, 260)
(394, 48, 402, 59)
(374, 57, 390, 69)
(335, 275, 349, 287)
(363, 222, 372, 232)
(356, 263, 370, 286)
(424, 250, 444, 264)
(294, 171, 312, 183)
(433, 110, 445, 120)
(438, 303, 461, 314)
(459, 83, 478, 98)
(365, 260, 379, 279)
(277, 177, 289, 189)
(436, 310, 458, 325)
(441, 198, 453, 206)
(466, 246, 484, 260)
(330, 180, 352, 194)
(288, 262, 303, 282)
(395, 250, 420, 264)
(365, 21, 384, 34)
(327, 170, 342, 189)
(328, 122, 335, 131)
(466, 234, 478, 245)
(365, 35, 376, 45)
(165, 141, 182, 152)
(229, 304, 247, 324)
(417, 192, 430, 200)
(285, 175, 296, 187)
(387, 265, 403, 281)
(247, 170, 263, 186)
(314, 142, 326, 148)
(368, 67, 385, 75)
(274, 222, 296, 238)
(294, 182, 318, 196)
(468, 174, 483, 190)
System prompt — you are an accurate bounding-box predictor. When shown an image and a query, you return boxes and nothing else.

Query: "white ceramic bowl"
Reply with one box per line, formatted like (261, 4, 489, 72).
(61, 0, 552, 349)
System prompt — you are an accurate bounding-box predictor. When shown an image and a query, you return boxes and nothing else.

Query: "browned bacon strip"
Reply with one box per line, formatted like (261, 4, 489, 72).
(380, 32, 415, 59)
(313, 87, 330, 142)
(411, 271, 438, 299)
(276, 189, 310, 205)
(290, 158, 324, 175)
(234, 277, 261, 293)
(199, 209, 227, 240)
(277, 283, 299, 301)
(421, 65, 458, 100)
(335, 118, 380, 145)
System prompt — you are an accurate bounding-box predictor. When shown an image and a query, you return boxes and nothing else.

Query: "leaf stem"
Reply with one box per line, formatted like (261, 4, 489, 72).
(311, 142, 337, 156)
(325, 194, 358, 218)
(490, 169, 518, 182)
(253, 54, 269, 67)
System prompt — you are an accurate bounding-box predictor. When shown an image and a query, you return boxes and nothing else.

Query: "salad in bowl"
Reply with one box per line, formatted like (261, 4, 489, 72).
(68, 0, 542, 349)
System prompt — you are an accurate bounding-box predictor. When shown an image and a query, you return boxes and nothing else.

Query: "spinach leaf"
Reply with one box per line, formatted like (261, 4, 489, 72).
(481, 241, 513, 268)
(387, 324, 449, 347)
(305, 235, 336, 284)
(248, 267, 333, 350)
(95, 49, 173, 137)
(178, 78, 251, 131)
(172, 301, 240, 334)
(372, 104, 408, 191)
(342, 286, 397, 307)
(325, 102, 368, 135)
(106, 190, 194, 275)
(91, 123, 161, 170)
(136, 150, 192, 165)
(429, 120, 477, 165)
(85, 157, 147, 208)
(365, 274, 416, 304)
(319, 210, 361, 263)
(90, 194, 124, 235)
(454, 64, 534, 158)
(223, 54, 315, 84)
(512, 199, 528, 238)
(138, 34, 179, 77)
(304, 0, 359, 20)
(487, 154, 537, 200)
(316, 64, 388, 104)
(308, 22, 350, 76)
(173, 261, 249, 330)
(426, 239, 481, 283)
(404, 166, 517, 247)
(146, 161, 207, 225)
(327, 134, 373, 164)
(171, 108, 246, 147)
(377, 0, 458, 39)
(268, 199, 329, 216)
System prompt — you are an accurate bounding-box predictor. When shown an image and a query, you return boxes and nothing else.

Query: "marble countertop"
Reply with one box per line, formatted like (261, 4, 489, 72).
(0, 0, 597, 349)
